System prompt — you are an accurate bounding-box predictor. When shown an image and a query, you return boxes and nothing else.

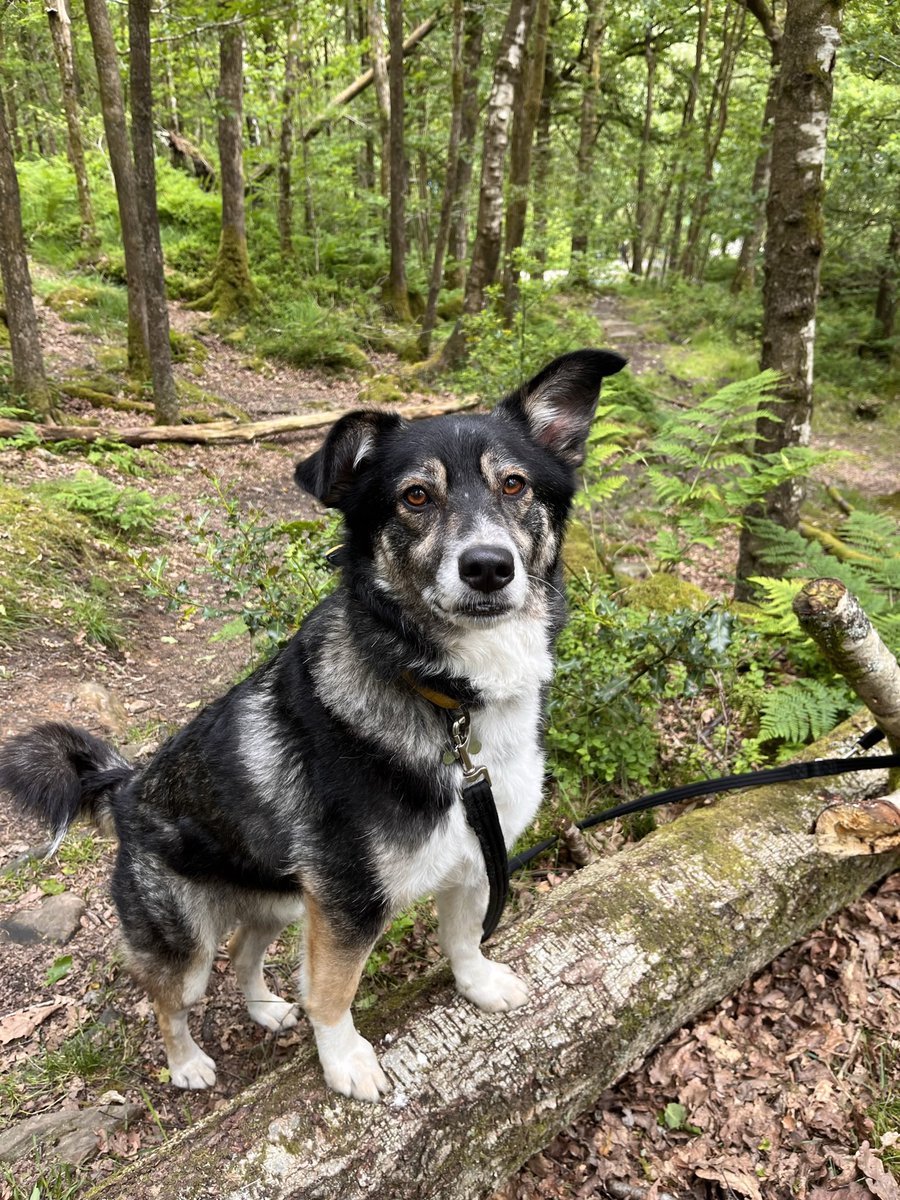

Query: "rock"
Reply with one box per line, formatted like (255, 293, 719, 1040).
(0, 1101, 142, 1166)
(74, 681, 128, 737)
(0, 892, 86, 945)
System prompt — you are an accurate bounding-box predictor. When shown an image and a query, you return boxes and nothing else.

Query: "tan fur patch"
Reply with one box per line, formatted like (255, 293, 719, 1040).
(303, 894, 373, 1026)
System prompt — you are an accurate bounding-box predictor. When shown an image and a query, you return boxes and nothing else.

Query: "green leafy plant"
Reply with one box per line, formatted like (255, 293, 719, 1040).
(41, 470, 166, 540)
(631, 372, 832, 572)
(141, 480, 339, 652)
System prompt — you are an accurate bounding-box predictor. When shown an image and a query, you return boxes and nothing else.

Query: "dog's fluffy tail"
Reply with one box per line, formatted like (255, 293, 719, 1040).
(0, 722, 134, 852)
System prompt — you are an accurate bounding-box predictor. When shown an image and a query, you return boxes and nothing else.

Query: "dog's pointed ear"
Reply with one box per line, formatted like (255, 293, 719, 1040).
(295, 410, 402, 506)
(497, 349, 627, 466)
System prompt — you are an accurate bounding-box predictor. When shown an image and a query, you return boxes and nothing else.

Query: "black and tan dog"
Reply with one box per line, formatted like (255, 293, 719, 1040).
(0, 348, 625, 1101)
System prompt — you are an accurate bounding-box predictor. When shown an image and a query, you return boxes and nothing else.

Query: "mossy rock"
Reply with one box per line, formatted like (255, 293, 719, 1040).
(436, 292, 464, 320)
(358, 376, 406, 407)
(169, 329, 208, 365)
(561, 520, 606, 577)
(44, 285, 99, 319)
(622, 572, 711, 613)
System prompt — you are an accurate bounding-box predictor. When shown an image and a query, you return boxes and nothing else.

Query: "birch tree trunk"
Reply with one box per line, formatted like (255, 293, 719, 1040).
(367, 0, 392, 219)
(439, 0, 536, 367)
(419, 0, 465, 356)
(445, 2, 484, 289)
(129, 0, 179, 425)
(92, 710, 899, 1200)
(500, 0, 550, 319)
(82, 0, 150, 377)
(735, 0, 843, 596)
(0, 86, 51, 419)
(678, 1, 746, 281)
(665, 0, 711, 278)
(45, 0, 98, 252)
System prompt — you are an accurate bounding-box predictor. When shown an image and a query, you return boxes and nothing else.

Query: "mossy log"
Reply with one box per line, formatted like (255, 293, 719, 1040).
(90, 711, 898, 1200)
(0, 399, 475, 447)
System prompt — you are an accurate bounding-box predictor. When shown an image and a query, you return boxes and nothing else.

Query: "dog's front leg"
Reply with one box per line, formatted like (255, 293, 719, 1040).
(300, 895, 389, 1103)
(436, 883, 529, 1012)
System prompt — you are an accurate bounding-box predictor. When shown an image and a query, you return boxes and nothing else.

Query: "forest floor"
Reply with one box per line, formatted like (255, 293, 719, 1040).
(1, 288, 899, 1199)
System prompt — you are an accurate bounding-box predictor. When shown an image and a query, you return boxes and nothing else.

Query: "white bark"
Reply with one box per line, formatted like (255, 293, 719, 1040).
(93, 712, 898, 1200)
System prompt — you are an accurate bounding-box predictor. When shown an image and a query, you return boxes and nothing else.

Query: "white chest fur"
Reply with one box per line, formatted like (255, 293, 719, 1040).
(377, 615, 553, 911)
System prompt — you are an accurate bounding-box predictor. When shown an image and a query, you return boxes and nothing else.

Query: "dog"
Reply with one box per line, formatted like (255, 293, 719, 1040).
(0, 348, 625, 1102)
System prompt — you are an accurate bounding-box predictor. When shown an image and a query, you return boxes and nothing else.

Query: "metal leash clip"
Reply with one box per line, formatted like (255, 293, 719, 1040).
(448, 710, 491, 788)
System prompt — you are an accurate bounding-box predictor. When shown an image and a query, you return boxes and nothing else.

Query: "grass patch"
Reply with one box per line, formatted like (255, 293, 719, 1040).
(0, 478, 143, 648)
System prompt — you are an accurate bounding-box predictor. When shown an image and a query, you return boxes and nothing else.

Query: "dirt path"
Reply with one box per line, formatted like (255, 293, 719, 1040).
(1, 290, 898, 1197)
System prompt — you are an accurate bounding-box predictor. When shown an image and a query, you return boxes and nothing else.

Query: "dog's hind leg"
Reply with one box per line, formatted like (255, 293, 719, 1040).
(300, 895, 389, 1103)
(228, 922, 299, 1033)
(436, 882, 529, 1012)
(132, 949, 218, 1090)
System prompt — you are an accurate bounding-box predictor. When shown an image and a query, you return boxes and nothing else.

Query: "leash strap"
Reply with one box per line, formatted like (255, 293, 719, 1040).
(446, 708, 509, 943)
(507, 734, 900, 874)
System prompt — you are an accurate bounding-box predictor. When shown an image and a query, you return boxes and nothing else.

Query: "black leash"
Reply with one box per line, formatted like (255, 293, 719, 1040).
(507, 727, 900, 876)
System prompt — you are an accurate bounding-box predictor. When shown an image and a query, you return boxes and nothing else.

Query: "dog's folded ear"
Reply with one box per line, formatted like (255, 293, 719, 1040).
(497, 349, 627, 466)
(295, 410, 403, 506)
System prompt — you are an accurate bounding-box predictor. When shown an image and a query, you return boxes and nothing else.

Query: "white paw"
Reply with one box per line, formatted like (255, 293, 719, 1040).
(170, 1047, 217, 1089)
(247, 997, 299, 1033)
(456, 959, 530, 1013)
(321, 1035, 391, 1104)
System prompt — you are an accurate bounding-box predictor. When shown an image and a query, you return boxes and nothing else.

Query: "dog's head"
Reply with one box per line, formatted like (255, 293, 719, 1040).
(296, 350, 626, 629)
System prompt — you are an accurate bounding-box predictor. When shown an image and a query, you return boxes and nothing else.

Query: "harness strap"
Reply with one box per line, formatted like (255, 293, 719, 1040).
(459, 774, 510, 942)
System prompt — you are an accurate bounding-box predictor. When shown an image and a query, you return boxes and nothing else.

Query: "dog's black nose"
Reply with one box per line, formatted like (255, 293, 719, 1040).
(458, 544, 515, 593)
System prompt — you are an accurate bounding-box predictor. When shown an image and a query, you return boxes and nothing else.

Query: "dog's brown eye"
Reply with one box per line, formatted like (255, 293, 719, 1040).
(403, 485, 430, 508)
(502, 475, 526, 496)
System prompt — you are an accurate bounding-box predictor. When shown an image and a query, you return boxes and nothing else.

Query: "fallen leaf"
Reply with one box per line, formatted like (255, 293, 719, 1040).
(0, 1000, 65, 1045)
(856, 1142, 900, 1200)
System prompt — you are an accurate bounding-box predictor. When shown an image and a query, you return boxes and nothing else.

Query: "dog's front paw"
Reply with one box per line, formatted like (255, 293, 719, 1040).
(455, 959, 530, 1013)
(247, 997, 299, 1033)
(321, 1034, 391, 1104)
(170, 1046, 217, 1090)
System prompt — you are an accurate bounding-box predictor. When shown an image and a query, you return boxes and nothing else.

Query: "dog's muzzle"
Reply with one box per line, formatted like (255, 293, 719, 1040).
(458, 544, 515, 594)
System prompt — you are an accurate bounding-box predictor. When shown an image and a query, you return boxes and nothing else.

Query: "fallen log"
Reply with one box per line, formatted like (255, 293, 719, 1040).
(91, 711, 899, 1200)
(794, 577, 900, 853)
(0, 398, 475, 447)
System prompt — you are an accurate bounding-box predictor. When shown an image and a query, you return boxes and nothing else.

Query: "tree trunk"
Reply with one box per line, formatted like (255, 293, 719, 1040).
(731, 4, 782, 294)
(872, 216, 899, 349)
(367, 0, 391, 217)
(445, 2, 485, 289)
(631, 27, 655, 276)
(192, 12, 258, 319)
(90, 705, 899, 1200)
(0, 87, 51, 419)
(439, 0, 536, 368)
(278, 17, 301, 256)
(128, 0, 179, 425)
(568, 0, 606, 286)
(418, 0, 466, 357)
(45, 0, 98, 252)
(735, 0, 842, 597)
(529, 20, 557, 274)
(501, 0, 551, 320)
(82, 0, 149, 377)
(678, 1, 746, 281)
(665, 0, 710, 279)
(384, 0, 413, 320)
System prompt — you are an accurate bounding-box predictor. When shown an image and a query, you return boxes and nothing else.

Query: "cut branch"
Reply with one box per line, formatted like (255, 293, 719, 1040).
(93, 712, 898, 1200)
(0, 399, 475, 447)
(793, 577, 900, 851)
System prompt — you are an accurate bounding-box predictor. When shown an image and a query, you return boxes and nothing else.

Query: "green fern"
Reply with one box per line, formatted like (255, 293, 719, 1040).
(757, 677, 852, 746)
(40, 470, 165, 540)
